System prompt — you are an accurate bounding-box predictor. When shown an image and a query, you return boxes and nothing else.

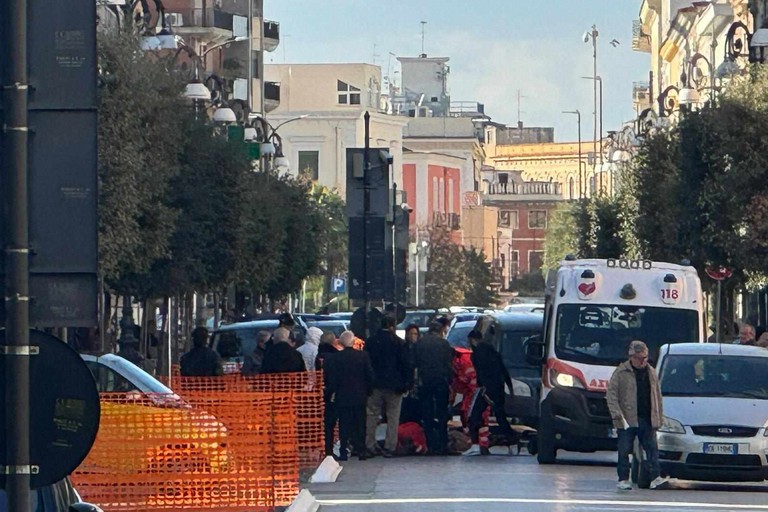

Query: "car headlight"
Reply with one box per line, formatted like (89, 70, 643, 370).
(549, 368, 584, 389)
(658, 416, 685, 434)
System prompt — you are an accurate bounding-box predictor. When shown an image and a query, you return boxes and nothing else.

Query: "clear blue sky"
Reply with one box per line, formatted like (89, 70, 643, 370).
(264, 0, 649, 142)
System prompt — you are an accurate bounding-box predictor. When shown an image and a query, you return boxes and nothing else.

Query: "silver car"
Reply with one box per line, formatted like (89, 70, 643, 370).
(655, 342, 768, 482)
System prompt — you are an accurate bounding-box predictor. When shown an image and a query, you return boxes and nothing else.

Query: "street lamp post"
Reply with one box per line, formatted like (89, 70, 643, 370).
(581, 75, 603, 192)
(253, 114, 309, 173)
(584, 25, 599, 186)
(563, 110, 582, 198)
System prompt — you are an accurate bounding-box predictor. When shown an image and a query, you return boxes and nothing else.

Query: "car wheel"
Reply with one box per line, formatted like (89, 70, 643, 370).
(536, 415, 557, 464)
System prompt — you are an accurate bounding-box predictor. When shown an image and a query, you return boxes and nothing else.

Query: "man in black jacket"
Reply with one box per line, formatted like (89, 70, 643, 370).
(260, 327, 305, 374)
(413, 317, 454, 454)
(180, 327, 223, 377)
(325, 330, 375, 461)
(469, 330, 517, 448)
(364, 316, 412, 457)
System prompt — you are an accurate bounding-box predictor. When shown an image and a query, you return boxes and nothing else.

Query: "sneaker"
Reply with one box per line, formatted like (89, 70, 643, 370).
(650, 476, 669, 489)
(462, 444, 482, 456)
(381, 449, 396, 458)
(616, 480, 632, 490)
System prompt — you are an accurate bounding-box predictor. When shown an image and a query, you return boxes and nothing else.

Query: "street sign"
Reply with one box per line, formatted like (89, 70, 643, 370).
(332, 277, 347, 294)
(0, 330, 100, 489)
(705, 266, 733, 281)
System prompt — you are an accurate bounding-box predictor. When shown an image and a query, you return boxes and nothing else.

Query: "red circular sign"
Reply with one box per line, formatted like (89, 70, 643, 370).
(705, 266, 733, 281)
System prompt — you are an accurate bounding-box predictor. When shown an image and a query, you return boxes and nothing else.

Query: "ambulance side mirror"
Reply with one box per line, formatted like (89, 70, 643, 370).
(524, 335, 545, 366)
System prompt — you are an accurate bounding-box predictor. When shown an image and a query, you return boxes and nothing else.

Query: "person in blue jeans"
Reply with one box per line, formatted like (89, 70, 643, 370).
(606, 340, 668, 490)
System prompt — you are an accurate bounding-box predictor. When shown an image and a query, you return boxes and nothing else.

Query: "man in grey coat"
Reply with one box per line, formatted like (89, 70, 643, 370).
(606, 340, 667, 490)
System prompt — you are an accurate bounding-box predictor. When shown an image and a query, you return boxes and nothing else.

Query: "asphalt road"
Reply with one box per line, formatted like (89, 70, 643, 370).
(307, 449, 768, 512)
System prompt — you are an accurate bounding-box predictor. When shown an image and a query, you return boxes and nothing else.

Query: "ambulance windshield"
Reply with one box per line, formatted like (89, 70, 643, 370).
(554, 304, 699, 366)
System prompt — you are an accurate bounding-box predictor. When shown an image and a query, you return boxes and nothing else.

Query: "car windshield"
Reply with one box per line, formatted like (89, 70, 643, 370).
(555, 304, 699, 366)
(660, 354, 768, 399)
(397, 311, 436, 329)
(212, 322, 277, 359)
(447, 325, 473, 348)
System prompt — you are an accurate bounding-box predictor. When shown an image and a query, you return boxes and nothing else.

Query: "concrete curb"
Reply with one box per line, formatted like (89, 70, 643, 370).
(309, 456, 343, 483)
(286, 489, 319, 512)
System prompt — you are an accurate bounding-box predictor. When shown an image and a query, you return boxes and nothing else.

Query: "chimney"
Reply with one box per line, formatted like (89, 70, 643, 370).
(517, 121, 523, 129)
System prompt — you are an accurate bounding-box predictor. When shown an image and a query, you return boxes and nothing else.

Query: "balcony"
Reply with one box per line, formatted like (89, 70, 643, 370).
(632, 19, 651, 53)
(487, 181, 562, 196)
(264, 81, 280, 113)
(163, 6, 242, 44)
(263, 20, 280, 52)
(633, 81, 651, 110)
(432, 212, 461, 230)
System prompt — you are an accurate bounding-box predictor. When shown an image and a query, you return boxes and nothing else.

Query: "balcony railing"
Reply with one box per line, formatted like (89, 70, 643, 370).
(165, 8, 234, 32)
(632, 19, 651, 53)
(487, 181, 562, 196)
(264, 81, 280, 112)
(432, 212, 461, 230)
(263, 20, 280, 52)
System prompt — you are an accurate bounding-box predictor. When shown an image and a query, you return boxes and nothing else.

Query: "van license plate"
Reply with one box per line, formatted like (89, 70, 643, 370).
(703, 443, 737, 455)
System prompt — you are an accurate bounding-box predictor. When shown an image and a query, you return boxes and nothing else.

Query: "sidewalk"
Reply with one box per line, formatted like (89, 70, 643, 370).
(305, 457, 385, 501)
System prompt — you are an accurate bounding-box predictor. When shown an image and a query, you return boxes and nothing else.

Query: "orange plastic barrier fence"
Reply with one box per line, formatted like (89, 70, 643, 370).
(72, 372, 325, 512)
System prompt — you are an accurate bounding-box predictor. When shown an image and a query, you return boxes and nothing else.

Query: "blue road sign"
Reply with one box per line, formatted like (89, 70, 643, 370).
(332, 277, 347, 294)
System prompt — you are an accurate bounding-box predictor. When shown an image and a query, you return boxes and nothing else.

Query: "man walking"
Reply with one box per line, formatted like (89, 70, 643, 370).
(413, 317, 454, 455)
(364, 316, 412, 457)
(325, 330, 374, 461)
(607, 340, 668, 490)
(180, 327, 223, 376)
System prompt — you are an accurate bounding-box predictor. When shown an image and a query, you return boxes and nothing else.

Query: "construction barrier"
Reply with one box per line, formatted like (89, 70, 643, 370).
(72, 372, 324, 512)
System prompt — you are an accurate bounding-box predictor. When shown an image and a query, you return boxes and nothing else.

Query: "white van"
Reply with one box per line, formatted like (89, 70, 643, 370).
(525, 257, 705, 464)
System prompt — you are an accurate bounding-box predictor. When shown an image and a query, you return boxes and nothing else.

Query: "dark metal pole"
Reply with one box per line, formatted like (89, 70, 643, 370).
(598, 77, 603, 194)
(392, 182, 397, 305)
(2, 0, 32, 507)
(363, 111, 371, 339)
(577, 111, 582, 198)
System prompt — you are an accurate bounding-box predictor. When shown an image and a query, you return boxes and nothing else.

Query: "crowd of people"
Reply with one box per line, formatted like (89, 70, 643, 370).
(175, 310, 521, 461)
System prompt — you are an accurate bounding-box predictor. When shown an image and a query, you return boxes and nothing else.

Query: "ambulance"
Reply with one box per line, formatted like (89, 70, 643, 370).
(524, 257, 705, 464)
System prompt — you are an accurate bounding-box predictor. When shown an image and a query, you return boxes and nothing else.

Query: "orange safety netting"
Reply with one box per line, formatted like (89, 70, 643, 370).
(72, 372, 325, 512)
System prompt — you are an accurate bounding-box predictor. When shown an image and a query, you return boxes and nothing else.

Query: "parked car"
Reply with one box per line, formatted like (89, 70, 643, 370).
(651, 342, 768, 484)
(0, 477, 101, 512)
(329, 311, 354, 322)
(211, 319, 306, 373)
(395, 309, 439, 339)
(446, 320, 477, 349)
(503, 303, 545, 314)
(306, 319, 349, 338)
(472, 312, 544, 428)
(78, 354, 229, 475)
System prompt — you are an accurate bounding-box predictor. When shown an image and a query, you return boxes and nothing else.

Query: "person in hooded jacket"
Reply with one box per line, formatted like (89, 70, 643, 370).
(260, 327, 305, 374)
(298, 326, 323, 371)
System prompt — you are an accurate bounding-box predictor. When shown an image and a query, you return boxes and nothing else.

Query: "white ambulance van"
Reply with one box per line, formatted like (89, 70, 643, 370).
(524, 257, 705, 464)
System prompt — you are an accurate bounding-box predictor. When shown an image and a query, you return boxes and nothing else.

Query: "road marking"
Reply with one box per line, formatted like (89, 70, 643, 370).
(317, 497, 768, 509)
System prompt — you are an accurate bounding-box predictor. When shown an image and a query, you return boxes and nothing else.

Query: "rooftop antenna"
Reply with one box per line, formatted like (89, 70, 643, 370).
(517, 89, 527, 124)
(420, 21, 427, 57)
